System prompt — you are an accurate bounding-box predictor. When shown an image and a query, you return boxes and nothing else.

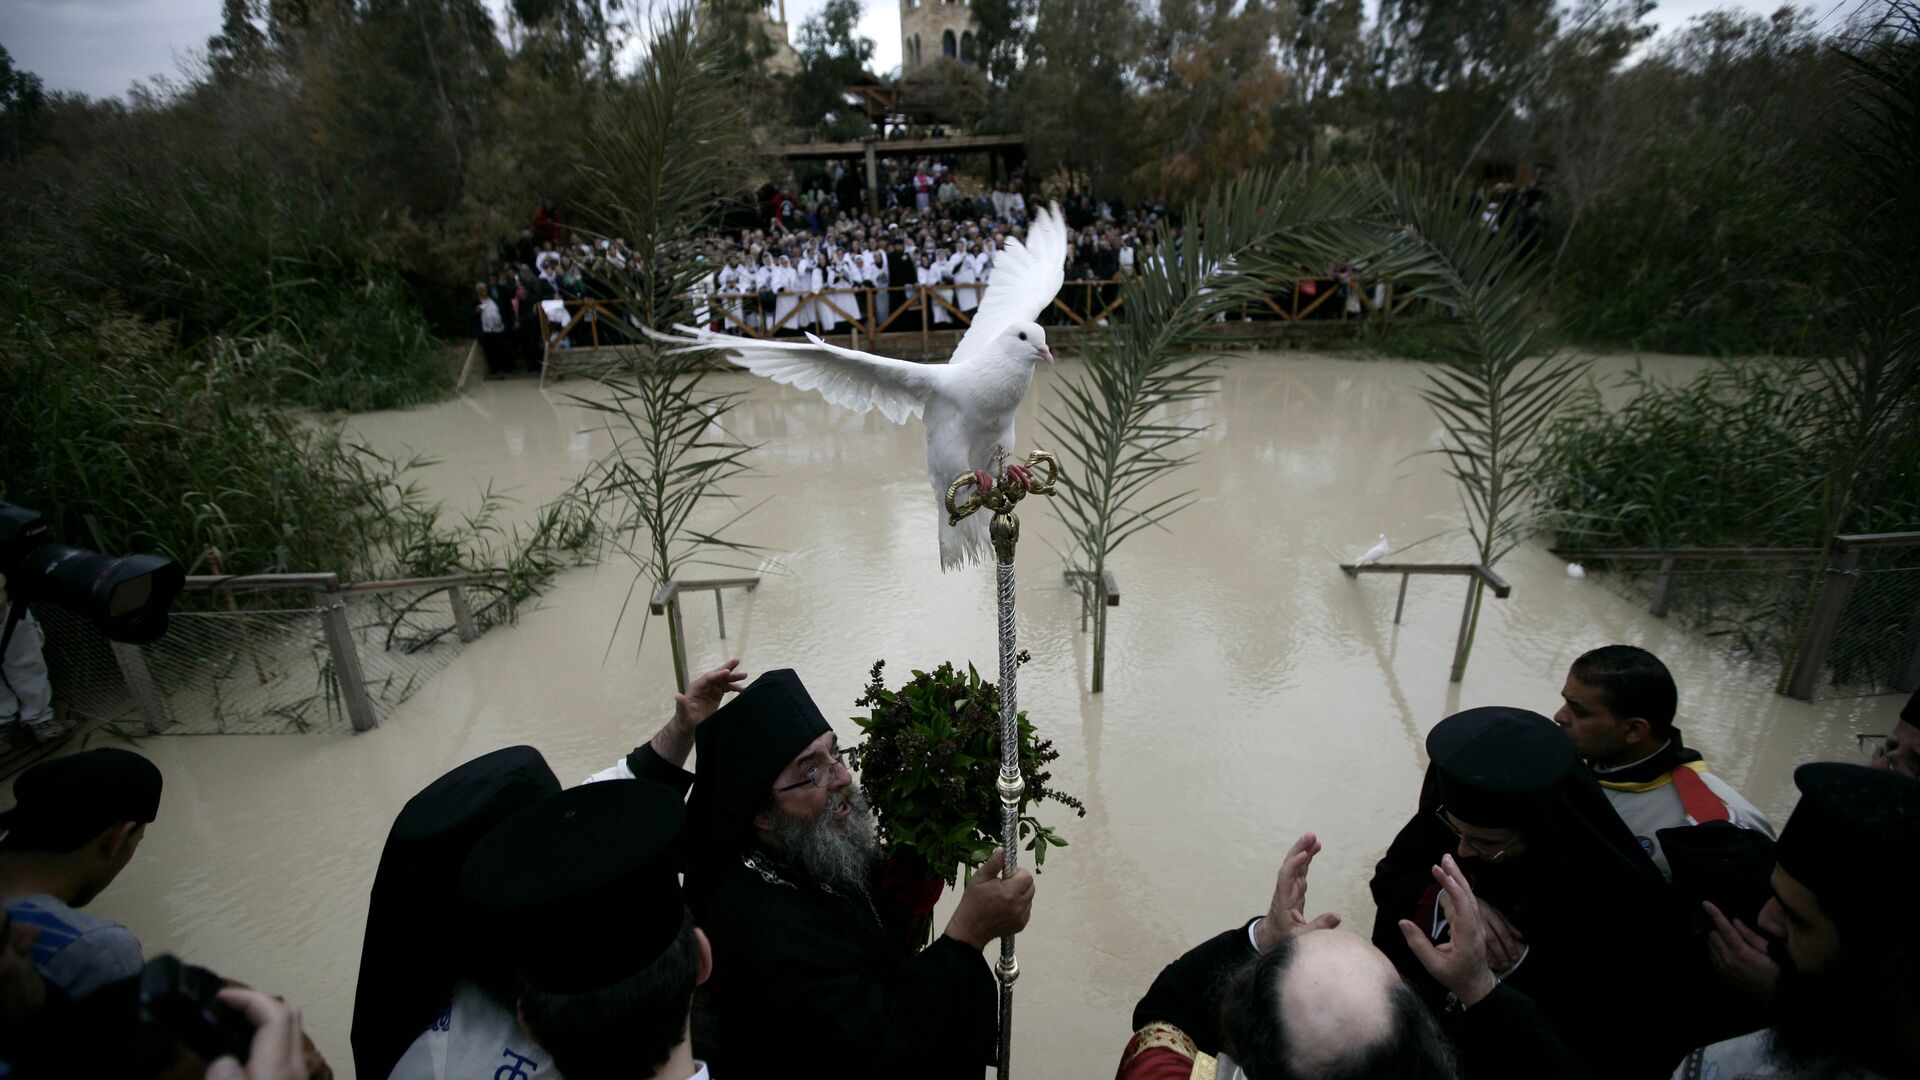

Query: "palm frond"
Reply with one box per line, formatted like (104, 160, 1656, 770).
(1044, 166, 1407, 689)
(562, 7, 761, 686)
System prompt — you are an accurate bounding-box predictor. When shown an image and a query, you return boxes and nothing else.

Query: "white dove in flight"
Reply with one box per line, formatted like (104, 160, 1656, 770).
(647, 203, 1069, 570)
(1355, 534, 1390, 567)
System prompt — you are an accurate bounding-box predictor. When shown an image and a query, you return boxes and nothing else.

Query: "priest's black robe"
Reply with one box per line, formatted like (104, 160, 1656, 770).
(1370, 777, 1701, 1078)
(696, 852, 998, 1079)
(619, 740, 998, 1077)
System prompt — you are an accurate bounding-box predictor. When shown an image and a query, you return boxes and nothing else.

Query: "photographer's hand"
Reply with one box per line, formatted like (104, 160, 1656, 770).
(203, 988, 308, 1080)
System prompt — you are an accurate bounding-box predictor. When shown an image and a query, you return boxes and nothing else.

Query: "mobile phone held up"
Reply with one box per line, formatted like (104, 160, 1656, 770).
(139, 954, 256, 1065)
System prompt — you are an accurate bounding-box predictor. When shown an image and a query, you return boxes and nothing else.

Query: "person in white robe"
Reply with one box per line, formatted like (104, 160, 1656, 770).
(928, 251, 956, 326)
(822, 260, 851, 331)
(771, 256, 800, 334)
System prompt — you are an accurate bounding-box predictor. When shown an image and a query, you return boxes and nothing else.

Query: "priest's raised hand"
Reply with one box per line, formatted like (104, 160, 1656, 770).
(941, 846, 1038, 950)
(584, 658, 747, 788)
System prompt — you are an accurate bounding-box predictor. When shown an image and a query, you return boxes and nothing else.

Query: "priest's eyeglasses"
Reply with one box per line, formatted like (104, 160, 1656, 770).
(1433, 806, 1524, 863)
(772, 746, 849, 795)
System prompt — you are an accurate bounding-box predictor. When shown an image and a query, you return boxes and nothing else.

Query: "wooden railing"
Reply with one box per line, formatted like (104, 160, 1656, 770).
(1340, 561, 1514, 683)
(534, 275, 1410, 363)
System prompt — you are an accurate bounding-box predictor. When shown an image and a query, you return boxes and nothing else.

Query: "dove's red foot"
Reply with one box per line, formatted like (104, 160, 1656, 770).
(973, 470, 994, 493)
(1007, 463, 1035, 490)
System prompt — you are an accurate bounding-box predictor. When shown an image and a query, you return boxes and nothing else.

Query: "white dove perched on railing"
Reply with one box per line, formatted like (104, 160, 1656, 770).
(646, 203, 1069, 570)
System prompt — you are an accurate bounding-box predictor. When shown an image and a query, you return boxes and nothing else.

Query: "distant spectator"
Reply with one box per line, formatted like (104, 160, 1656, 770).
(0, 574, 56, 744)
(469, 282, 511, 378)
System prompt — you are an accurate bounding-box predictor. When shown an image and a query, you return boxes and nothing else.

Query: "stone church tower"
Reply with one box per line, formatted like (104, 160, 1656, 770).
(899, 0, 978, 73)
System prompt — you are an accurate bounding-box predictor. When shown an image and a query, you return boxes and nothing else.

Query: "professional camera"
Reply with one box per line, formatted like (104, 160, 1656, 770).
(0, 503, 184, 644)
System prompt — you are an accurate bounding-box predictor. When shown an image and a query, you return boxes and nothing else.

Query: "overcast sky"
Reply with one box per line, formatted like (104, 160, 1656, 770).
(0, 0, 1843, 102)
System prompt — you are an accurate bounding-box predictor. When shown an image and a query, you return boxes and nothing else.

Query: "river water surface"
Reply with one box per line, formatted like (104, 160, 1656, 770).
(63, 351, 1907, 1077)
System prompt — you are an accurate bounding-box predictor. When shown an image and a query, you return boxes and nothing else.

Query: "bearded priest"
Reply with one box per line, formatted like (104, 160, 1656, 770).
(677, 668, 1036, 1079)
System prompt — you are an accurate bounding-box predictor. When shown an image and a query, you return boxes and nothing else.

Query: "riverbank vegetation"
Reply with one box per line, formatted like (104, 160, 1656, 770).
(0, 276, 597, 596)
(1530, 7, 1919, 688)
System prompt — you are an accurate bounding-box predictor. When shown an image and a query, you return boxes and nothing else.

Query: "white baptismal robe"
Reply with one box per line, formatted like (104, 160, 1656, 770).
(389, 979, 711, 1080)
(389, 981, 557, 1080)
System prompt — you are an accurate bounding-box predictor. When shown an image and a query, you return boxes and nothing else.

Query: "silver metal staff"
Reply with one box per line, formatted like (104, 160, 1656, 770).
(944, 447, 1059, 1080)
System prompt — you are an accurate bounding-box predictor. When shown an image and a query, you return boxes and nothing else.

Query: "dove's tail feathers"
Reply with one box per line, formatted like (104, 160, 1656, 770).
(939, 513, 992, 571)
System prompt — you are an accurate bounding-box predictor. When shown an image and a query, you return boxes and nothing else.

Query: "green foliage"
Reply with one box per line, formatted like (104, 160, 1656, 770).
(849, 659, 1084, 884)
(1534, 361, 1834, 549)
(0, 45, 47, 163)
(1551, 118, 1828, 355)
(790, 0, 875, 140)
(76, 158, 447, 412)
(1546, 6, 1838, 355)
(1530, 5, 1920, 689)
(0, 276, 592, 595)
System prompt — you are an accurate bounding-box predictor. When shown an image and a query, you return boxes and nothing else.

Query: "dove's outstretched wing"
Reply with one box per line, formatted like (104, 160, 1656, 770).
(950, 202, 1068, 367)
(646, 324, 943, 425)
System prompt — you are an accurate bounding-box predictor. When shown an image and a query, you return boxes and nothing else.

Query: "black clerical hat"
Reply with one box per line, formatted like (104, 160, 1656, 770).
(350, 745, 561, 1080)
(462, 779, 687, 995)
(691, 667, 832, 826)
(1775, 762, 1920, 929)
(0, 748, 161, 852)
(1427, 706, 1581, 829)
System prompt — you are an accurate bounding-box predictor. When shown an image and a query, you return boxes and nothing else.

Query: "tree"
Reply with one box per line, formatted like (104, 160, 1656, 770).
(1364, 0, 1561, 168)
(1012, 0, 1143, 195)
(1276, 0, 1367, 162)
(207, 0, 270, 83)
(789, 0, 874, 139)
(971, 0, 1035, 87)
(0, 45, 46, 163)
(1128, 0, 1290, 200)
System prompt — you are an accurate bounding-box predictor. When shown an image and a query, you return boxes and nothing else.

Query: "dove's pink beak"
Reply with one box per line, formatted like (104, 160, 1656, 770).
(1038, 344, 1055, 364)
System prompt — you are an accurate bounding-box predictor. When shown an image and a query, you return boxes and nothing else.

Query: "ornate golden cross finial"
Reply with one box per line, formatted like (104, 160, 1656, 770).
(944, 449, 1059, 560)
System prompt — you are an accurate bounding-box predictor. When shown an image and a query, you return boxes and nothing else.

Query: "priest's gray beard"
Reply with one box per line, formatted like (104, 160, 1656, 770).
(771, 785, 880, 897)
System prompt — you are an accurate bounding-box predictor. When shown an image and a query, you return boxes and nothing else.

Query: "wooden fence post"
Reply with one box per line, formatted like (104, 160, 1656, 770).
(1650, 555, 1677, 618)
(1787, 545, 1862, 701)
(108, 641, 171, 734)
(450, 584, 479, 643)
(318, 593, 379, 732)
(1896, 591, 1920, 694)
(1448, 577, 1482, 684)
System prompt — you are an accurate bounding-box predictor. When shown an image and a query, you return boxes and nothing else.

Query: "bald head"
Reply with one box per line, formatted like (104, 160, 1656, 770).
(1220, 931, 1455, 1080)
(1275, 932, 1400, 1074)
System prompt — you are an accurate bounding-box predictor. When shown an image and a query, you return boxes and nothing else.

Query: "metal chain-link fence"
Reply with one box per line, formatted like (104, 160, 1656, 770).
(1824, 553, 1920, 696)
(32, 578, 512, 737)
(1589, 561, 1818, 666)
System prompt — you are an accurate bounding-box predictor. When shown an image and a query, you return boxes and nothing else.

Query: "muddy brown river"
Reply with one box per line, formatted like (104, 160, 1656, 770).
(37, 351, 1907, 1077)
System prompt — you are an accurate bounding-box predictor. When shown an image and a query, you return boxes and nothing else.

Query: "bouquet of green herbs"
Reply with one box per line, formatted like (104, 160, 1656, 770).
(850, 658, 1085, 887)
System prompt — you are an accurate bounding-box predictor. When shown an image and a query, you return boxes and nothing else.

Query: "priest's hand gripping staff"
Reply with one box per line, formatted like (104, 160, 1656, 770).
(944, 447, 1059, 1080)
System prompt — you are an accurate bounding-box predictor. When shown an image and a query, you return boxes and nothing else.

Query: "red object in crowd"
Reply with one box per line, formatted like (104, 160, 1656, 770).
(531, 202, 561, 245)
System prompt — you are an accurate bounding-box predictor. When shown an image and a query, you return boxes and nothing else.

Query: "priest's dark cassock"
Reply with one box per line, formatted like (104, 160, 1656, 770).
(678, 668, 998, 1078)
(349, 745, 561, 1080)
(1369, 707, 1700, 1079)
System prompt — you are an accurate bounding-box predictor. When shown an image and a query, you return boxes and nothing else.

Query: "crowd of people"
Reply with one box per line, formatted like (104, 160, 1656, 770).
(466, 165, 1406, 377)
(3, 640, 1918, 1080)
